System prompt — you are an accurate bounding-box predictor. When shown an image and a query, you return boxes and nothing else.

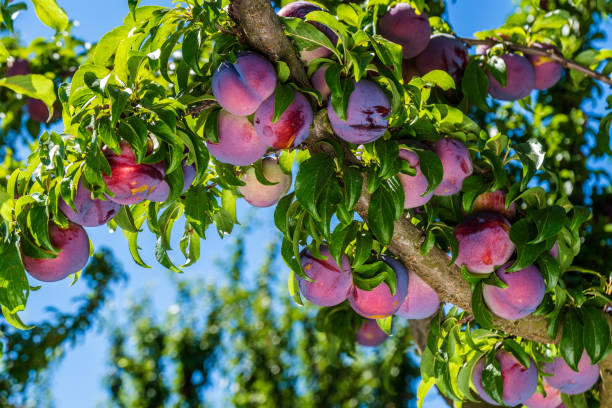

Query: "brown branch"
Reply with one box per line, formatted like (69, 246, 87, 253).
(460, 37, 612, 87)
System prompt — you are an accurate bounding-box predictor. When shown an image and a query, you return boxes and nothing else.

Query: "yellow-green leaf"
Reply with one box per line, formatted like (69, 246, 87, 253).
(31, 0, 69, 32)
(0, 74, 56, 121)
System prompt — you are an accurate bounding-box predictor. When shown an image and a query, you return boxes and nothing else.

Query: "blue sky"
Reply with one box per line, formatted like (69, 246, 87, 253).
(8, 1, 611, 407)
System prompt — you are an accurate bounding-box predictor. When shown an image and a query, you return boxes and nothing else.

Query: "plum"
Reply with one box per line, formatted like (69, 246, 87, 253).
(472, 350, 538, 406)
(59, 181, 121, 227)
(327, 80, 390, 144)
(432, 138, 473, 196)
(148, 162, 198, 202)
(483, 263, 545, 320)
(6, 58, 29, 76)
(379, 3, 430, 59)
(524, 382, 562, 408)
(454, 212, 515, 274)
(21, 221, 90, 282)
(356, 319, 389, 347)
(254, 90, 313, 149)
(348, 256, 409, 319)
(212, 53, 277, 116)
(27, 99, 61, 123)
(543, 352, 600, 395)
(397, 148, 433, 209)
(207, 111, 268, 166)
(402, 58, 419, 83)
(414, 34, 469, 83)
(396, 268, 440, 319)
(277, 1, 338, 64)
(527, 43, 563, 90)
(102, 142, 166, 205)
(296, 246, 353, 306)
(487, 53, 535, 101)
(311, 65, 331, 101)
(472, 190, 516, 219)
(238, 157, 291, 207)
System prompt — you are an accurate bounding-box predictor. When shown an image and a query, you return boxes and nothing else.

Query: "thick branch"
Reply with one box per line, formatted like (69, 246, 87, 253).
(460, 37, 612, 87)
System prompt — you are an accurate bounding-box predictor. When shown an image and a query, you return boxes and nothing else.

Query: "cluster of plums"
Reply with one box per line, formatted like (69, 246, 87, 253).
(472, 350, 599, 407)
(296, 246, 440, 347)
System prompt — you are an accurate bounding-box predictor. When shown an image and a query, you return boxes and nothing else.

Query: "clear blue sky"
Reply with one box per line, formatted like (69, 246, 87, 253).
(9, 1, 612, 407)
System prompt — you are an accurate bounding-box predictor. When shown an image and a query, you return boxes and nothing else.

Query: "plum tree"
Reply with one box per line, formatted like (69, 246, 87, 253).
(471, 190, 517, 218)
(454, 212, 515, 274)
(355, 319, 389, 347)
(296, 246, 352, 306)
(211, 53, 277, 116)
(432, 138, 473, 196)
(395, 268, 440, 319)
(238, 158, 291, 207)
(21, 221, 90, 282)
(487, 53, 535, 101)
(524, 381, 562, 408)
(397, 148, 433, 209)
(349, 257, 409, 319)
(378, 3, 430, 59)
(254, 90, 313, 149)
(414, 34, 469, 82)
(483, 263, 545, 320)
(543, 352, 600, 395)
(527, 43, 563, 90)
(327, 80, 390, 144)
(58, 181, 121, 227)
(207, 111, 268, 166)
(472, 350, 538, 406)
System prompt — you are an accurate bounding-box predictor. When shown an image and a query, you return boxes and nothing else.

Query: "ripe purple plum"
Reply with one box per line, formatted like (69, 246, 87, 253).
(397, 149, 433, 209)
(102, 142, 166, 205)
(21, 221, 90, 282)
(207, 111, 268, 166)
(148, 162, 198, 202)
(238, 158, 291, 208)
(472, 190, 516, 219)
(277, 1, 338, 64)
(59, 181, 121, 227)
(356, 319, 389, 347)
(211, 53, 277, 116)
(327, 80, 390, 144)
(348, 256, 409, 319)
(543, 352, 600, 395)
(527, 43, 563, 90)
(487, 53, 535, 101)
(472, 351, 538, 406)
(524, 382, 562, 408)
(483, 263, 545, 320)
(454, 212, 515, 274)
(379, 3, 430, 59)
(311, 65, 331, 101)
(396, 268, 440, 319)
(254, 91, 313, 149)
(414, 34, 469, 83)
(432, 138, 473, 196)
(296, 246, 353, 306)
(6, 58, 30, 76)
(27, 99, 61, 123)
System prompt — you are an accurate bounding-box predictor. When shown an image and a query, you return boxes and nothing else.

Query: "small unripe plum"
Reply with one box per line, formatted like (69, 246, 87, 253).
(348, 256, 409, 319)
(527, 43, 563, 90)
(432, 138, 473, 196)
(212, 53, 277, 116)
(379, 3, 430, 59)
(311, 65, 331, 101)
(297, 246, 353, 306)
(21, 221, 90, 282)
(543, 352, 600, 395)
(27, 99, 61, 123)
(524, 382, 562, 408)
(327, 80, 390, 144)
(356, 319, 388, 347)
(397, 149, 433, 209)
(238, 158, 291, 208)
(454, 212, 515, 274)
(472, 190, 516, 219)
(487, 53, 535, 101)
(6, 58, 30, 76)
(59, 181, 121, 227)
(103, 142, 166, 205)
(278, 1, 338, 64)
(414, 34, 469, 82)
(396, 268, 440, 319)
(472, 350, 538, 406)
(207, 111, 268, 166)
(254, 91, 313, 149)
(483, 263, 545, 320)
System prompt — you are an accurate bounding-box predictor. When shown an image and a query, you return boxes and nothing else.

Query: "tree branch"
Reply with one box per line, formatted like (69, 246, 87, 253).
(460, 37, 612, 87)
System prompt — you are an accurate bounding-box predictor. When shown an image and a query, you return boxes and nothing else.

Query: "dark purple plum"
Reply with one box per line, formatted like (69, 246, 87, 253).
(487, 53, 535, 101)
(379, 3, 430, 59)
(432, 138, 473, 196)
(297, 246, 353, 306)
(414, 34, 469, 83)
(395, 268, 440, 319)
(527, 43, 563, 90)
(543, 352, 600, 395)
(6, 58, 30, 76)
(356, 319, 388, 347)
(59, 181, 121, 227)
(311, 65, 331, 101)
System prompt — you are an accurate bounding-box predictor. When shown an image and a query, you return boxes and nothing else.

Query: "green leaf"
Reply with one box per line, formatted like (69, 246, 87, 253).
(515, 140, 545, 189)
(2, 305, 32, 330)
(128, 0, 141, 19)
(462, 59, 489, 111)
(31, 0, 69, 32)
(368, 184, 396, 245)
(457, 353, 483, 402)
(472, 281, 494, 329)
(294, 154, 335, 220)
(273, 83, 295, 123)
(113, 206, 140, 233)
(342, 166, 363, 210)
(486, 55, 507, 87)
(416, 149, 443, 196)
(352, 260, 397, 295)
(93, 26, 131, 66)
(581, 306, 611, 364)
(537, 253, 560, 291)
(274, 193, 295, 238)
(0, 74, 56, 121)
(422, 70, 456, 91)
(560, 309, 584, 372)
(376, 316, 392, 335)
(528, 206, 566, 244)
(482, 352, 504, 405)
(280, 16, 339, 61)
(0, 242, 29, 313)
(503, 339, 531, 369)
(288, 269, 303, 306)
